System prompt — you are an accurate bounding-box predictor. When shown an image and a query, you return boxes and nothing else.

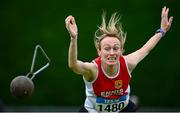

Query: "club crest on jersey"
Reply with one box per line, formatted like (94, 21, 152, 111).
(115, 80, 122, 89)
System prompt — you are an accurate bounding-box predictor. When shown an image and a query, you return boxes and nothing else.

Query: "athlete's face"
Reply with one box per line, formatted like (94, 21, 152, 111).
(98, 36, 123, 66)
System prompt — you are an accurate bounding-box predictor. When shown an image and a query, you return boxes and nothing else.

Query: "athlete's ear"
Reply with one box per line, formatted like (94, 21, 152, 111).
(121, 48, 125, 54)
(97, 47, 101, 56)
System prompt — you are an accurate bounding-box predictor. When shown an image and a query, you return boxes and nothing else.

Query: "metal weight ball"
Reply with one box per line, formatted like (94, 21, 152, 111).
(10, 76, 34, 99)
(9, 45, 50, 99)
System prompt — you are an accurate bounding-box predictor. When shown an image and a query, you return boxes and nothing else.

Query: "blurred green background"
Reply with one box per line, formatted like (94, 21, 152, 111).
(0, 0, 180, 111)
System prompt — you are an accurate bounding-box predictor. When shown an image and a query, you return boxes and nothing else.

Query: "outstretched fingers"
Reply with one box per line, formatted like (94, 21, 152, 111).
(168, 16, 173, 26)
(165, 8, 169, 18)
(161, 6, 166, 18)
(161, 6, 168, 20)
(160, 6, 174, 32)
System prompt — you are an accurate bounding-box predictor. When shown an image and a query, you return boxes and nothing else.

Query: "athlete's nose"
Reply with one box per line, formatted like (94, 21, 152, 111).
(110, 49, 114, 55)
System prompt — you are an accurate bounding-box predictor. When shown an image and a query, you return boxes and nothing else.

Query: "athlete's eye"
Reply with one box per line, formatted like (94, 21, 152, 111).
(104, 47, 111, 51)
(113, 46, 120, 51)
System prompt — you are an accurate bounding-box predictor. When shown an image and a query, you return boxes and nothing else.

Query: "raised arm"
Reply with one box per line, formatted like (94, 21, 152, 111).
(65, 16, 96, 81)
(125, 6, 173, 72)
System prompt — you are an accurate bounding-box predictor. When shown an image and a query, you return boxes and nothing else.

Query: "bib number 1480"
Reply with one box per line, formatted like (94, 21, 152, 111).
(97, 102, 125, 112)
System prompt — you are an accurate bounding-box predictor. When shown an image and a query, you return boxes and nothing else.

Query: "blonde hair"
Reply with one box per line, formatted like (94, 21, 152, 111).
(94, 12, 127, 49)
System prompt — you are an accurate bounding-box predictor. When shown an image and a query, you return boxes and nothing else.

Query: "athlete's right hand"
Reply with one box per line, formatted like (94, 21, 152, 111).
(65, 15, 78, 39)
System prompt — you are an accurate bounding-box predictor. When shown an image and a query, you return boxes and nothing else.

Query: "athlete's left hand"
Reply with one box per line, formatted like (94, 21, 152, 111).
(161, 6, 173, 33)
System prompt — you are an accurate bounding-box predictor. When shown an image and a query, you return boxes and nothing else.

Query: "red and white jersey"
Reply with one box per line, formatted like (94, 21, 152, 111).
(83, 55, 131, 113)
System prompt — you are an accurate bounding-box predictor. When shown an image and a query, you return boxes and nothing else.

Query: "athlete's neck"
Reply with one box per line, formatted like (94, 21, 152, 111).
(102, 62, 119, 77)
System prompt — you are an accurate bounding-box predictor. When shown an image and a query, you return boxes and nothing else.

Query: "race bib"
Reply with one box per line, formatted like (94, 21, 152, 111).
(95, 95, 128, 112)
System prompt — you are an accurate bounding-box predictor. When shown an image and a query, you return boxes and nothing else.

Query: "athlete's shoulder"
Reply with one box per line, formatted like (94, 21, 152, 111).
(93, 57, 101, 62)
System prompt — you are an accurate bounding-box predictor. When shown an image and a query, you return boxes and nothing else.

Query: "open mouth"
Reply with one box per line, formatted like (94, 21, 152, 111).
(107, 57, 117, 61)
